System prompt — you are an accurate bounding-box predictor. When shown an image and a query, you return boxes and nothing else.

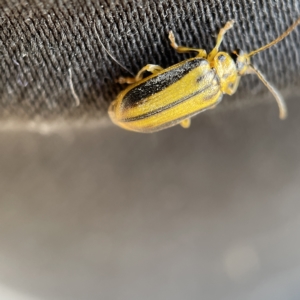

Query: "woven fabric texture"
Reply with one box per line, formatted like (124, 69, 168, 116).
(0, 0, 300, 121)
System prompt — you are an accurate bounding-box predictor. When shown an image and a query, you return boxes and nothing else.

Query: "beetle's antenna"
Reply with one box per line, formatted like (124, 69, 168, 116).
(248, 17, 300, 57)
(248, 64, 287, 119)
(93, 25, 135, 77)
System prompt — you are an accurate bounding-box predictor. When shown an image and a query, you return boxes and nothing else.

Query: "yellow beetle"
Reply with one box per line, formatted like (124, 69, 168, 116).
(108, 18, 300, 133)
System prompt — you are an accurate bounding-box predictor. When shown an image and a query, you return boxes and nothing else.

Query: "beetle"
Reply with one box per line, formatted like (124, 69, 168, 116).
(108, 18, 300, 133)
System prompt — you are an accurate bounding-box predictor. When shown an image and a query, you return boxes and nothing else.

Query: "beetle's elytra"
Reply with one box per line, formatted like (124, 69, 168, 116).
(108, 18, 300, 133)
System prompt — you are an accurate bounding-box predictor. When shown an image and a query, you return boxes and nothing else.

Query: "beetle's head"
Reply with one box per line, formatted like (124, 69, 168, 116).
(231, 49, 251, 75)
(228, 17, 300, 120)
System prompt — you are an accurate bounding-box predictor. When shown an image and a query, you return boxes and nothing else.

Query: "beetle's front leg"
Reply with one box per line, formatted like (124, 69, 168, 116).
(169, 31, 207, 58)
(227, 76, 241, 95)
(117, 64, 164, 84)
(207, 20, 234, 61)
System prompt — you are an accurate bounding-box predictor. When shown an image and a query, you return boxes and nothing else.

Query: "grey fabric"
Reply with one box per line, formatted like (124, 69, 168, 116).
(0, 0, 300, 121)
(0, 95, 300, 300)
(1, 2, 300, 300)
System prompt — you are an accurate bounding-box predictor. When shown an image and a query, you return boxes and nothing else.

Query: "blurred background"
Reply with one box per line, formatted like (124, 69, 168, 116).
(0, 95, 300, 300)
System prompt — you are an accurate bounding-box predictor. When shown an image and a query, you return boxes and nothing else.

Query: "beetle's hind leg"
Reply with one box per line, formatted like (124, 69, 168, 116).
(169, 31, 207, 58)
(117, 64, 163, 84)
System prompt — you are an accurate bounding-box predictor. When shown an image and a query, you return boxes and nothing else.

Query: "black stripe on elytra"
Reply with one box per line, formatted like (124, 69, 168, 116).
(122, 58, 209, 109)
(122, 72, 219, 122)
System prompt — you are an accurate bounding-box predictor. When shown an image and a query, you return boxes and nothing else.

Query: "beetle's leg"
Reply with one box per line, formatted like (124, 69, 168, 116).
(117, 64, 163, 84)
(169, 31, 207, 58)
(207, 20, 234, 62)
(135, 64, 164, 80)
(180, 118, 191, 129)
(227, 77, 241, 95)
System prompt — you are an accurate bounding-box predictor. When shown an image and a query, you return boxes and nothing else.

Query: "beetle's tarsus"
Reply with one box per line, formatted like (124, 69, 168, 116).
(115, 77, 136, 84)
(180, 118, 191, 129)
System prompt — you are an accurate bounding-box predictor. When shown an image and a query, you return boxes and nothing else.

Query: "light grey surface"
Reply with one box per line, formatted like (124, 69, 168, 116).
(0, 97, 300, 300)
